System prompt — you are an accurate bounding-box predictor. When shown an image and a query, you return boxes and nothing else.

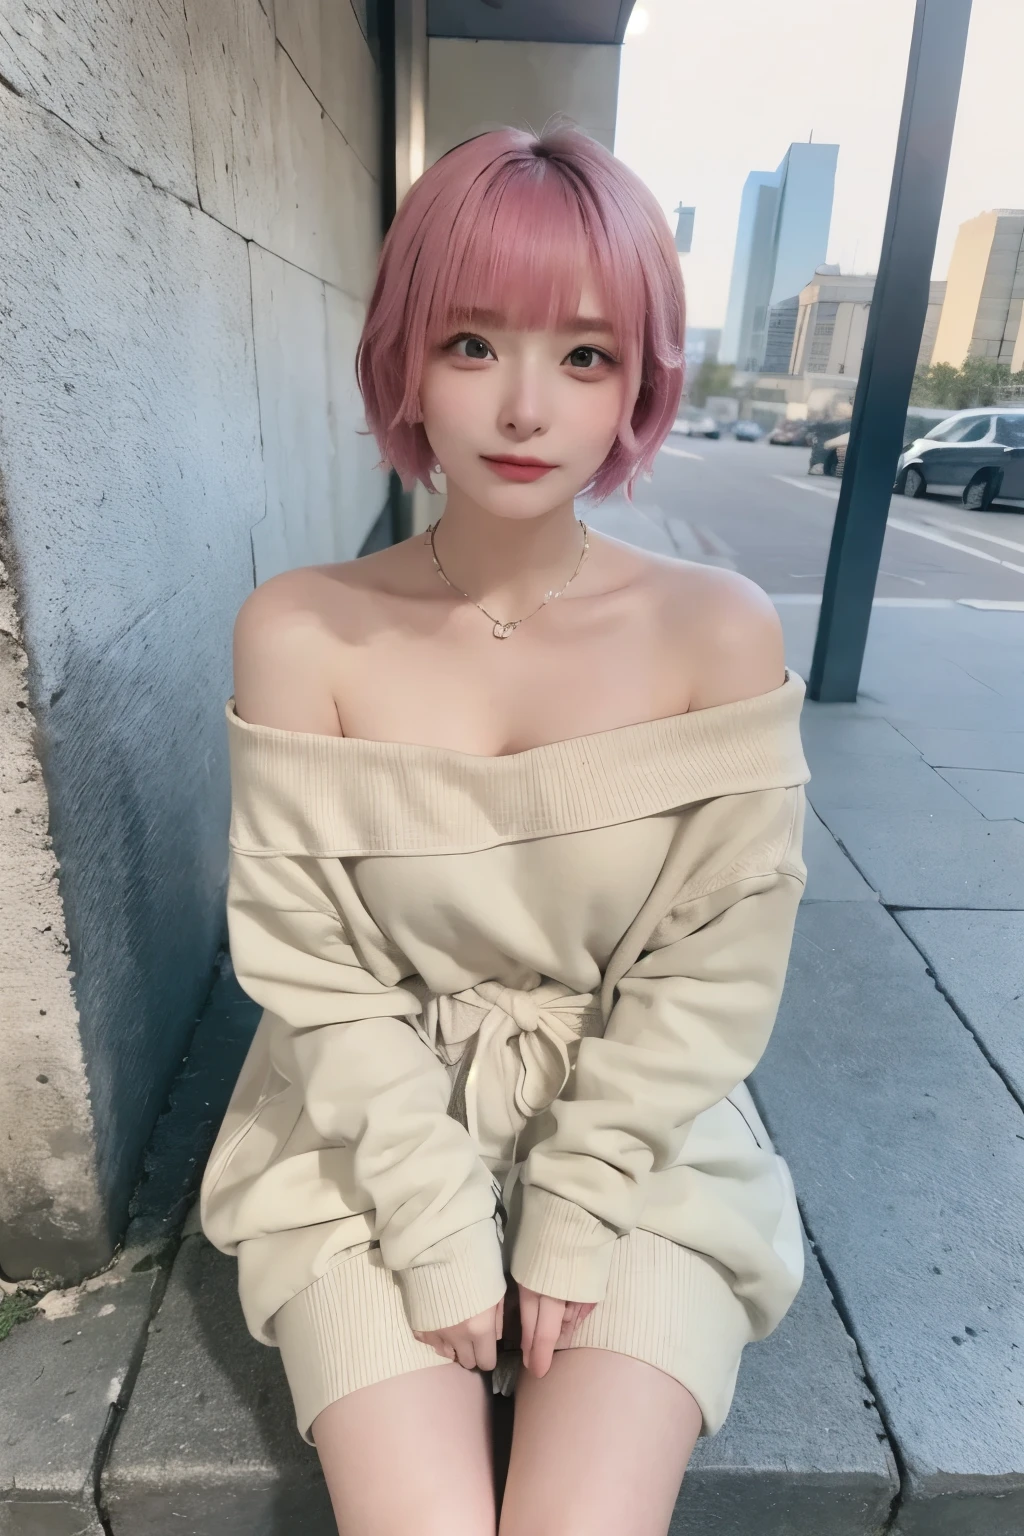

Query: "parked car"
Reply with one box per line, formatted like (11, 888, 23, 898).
(895, 408, 1024, 508)
(672, 412, 721, 439)
(768, 419, 811, 446)
(732, 420, 763, 442)
(807, 418, 854, 474)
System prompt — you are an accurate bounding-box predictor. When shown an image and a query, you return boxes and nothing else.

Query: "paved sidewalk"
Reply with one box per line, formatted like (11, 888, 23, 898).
(594, 494, 1024, 1532)
(3, 501, 1021, 1535)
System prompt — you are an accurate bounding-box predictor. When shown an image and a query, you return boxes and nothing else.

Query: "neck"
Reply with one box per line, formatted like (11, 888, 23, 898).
(429, 481, 587, 616)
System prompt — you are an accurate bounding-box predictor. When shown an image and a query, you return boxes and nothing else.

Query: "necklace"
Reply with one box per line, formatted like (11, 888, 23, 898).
(424, 516, 590, 639)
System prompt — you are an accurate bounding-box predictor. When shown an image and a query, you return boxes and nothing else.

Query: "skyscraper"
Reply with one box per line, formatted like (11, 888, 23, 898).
(931, 210, 1024, 371)
(719, 142, 839, 372)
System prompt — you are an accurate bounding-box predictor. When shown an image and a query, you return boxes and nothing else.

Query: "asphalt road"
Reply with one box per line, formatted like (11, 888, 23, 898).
(632, 434, 1024, 604)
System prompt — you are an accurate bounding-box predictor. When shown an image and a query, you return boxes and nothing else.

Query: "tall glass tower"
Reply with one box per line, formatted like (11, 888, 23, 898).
(719, 142, 839, 372)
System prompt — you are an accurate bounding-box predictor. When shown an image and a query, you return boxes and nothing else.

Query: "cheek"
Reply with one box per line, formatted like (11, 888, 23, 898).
(420, 365, 485, 438)
(567, 381, 624, 455)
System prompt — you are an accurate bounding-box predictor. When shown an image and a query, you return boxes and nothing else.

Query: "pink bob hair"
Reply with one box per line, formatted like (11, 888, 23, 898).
(355, 120, 686, 502)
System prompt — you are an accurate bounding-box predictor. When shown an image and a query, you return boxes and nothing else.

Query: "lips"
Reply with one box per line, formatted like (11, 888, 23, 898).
(481, 455, 557, 483)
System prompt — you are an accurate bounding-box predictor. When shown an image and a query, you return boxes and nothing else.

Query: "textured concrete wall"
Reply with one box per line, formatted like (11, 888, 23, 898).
(0, 0, 384, 1280)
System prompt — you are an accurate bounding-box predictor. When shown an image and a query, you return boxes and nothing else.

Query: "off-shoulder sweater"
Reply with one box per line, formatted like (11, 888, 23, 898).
(200, 671, 810, 1351)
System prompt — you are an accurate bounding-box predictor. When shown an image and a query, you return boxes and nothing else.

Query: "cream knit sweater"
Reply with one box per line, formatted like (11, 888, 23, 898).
(200, 670, 810, 1357)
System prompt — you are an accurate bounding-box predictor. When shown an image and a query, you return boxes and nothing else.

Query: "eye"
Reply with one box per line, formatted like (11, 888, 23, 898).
(566, 345, 615, 370)
(446, 334, 494, 361)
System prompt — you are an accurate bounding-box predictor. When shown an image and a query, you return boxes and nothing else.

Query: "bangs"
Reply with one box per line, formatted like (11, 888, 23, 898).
(356, 123, 685, 500)
(429, 164, 640, 354)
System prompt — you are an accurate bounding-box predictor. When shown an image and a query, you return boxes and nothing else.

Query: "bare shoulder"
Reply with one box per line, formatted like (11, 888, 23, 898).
(231, 565, 349, 733)
(655, 561, 786, 711)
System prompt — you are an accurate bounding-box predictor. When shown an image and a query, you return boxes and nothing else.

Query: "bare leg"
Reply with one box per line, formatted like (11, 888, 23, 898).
(497, 1347, 703, 1536)
(312, 1361, 498, 1536)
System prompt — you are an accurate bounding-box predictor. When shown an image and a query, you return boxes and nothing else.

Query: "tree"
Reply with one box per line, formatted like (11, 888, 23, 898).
(911, 357, 1024, 410)
(688, 360, 734, 407)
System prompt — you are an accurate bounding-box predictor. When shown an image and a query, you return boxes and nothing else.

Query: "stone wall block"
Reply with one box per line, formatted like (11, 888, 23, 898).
(0, 0, 197, 202)
(275, 0, 381, 179)
(184, 0, 378, 295)
(325, 283, 388, 559)
(249, 244, 334, 581)
(0, 88, 263, 1276)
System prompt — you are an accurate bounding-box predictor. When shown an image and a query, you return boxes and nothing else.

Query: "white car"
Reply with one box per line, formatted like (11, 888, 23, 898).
(895, 408, 1024, 509)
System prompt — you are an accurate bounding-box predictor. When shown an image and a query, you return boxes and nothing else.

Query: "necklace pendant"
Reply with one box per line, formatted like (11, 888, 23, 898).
(492, 619, 517, 639)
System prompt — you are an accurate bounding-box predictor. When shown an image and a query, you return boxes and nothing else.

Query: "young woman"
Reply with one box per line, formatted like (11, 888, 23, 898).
(200, 123, 809, 1536)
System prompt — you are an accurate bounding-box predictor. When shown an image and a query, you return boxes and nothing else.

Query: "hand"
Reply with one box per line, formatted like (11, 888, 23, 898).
(517, 1284, 598, 1378)
(412, 1294, 504, 1373)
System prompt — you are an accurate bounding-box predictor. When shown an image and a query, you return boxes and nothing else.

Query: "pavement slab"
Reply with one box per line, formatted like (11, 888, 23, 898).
(804, 751, 981, 815)
(935, 767, 1024, 820)
(753, 900, 1024, 1535)
(107, 1230, 895, 1536)
(887, 725, 1024, 772)
(0, 964, 260, 1536)
(896, 910, 1024, 1104)
(102, 1236, 333, 1536)
(817, 810, 1024, 908)
(801, 807, 877, 903)
(0, 1249, 163, 1536)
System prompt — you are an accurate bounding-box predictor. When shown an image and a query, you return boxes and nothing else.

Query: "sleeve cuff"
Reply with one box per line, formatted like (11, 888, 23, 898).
(396, 1217, 507, 1332)
(509, 1187, 618, 1302)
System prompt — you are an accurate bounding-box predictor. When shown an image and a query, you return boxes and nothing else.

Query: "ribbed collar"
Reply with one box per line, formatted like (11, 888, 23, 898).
(226, 670, 809, 856)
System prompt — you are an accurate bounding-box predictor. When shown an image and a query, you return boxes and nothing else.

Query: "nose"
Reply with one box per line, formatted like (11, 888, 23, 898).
(497, 353, 550, 442)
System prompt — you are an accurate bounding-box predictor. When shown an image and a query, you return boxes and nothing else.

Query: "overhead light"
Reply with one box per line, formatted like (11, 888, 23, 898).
(625, 6, 650, 37)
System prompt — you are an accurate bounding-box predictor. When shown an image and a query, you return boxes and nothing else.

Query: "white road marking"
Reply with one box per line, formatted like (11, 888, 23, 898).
(958, 599, 1024, 610)
(774, 475, 838, 497)
(769, 595, 957, 606)
(660, 444, 704, 462)
(886, 516, 1024, 576)
(772, 475, 1024, 576)
(920, 516, 1024, 558)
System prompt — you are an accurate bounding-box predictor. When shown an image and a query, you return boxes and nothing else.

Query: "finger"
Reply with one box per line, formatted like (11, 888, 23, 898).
(557, 1302, 581, 1345)
(528, 1300, 565, 1378)
(450, 1332, 478, 1371)
(473, 1320, 498, 1374)
(518, 1288, 538, 1366)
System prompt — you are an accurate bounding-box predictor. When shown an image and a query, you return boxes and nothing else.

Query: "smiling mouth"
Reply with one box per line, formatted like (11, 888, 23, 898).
(481, 455, 558, 467)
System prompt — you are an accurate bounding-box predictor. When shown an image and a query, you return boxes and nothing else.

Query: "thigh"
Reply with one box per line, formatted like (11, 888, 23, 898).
(498, 1348, 702, 1536)
(313, 1362, 498, 1536)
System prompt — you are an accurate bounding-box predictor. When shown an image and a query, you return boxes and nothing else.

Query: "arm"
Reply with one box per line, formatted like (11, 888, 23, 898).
(212, 579, 505, 1331)
(510, 782, 807, 1304)
(222, 846, 507, 1331)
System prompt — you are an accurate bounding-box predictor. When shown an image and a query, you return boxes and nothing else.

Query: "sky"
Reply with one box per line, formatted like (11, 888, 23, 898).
(614, 0, 1024, 329)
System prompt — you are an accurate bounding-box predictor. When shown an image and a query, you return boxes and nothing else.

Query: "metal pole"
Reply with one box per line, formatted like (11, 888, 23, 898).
(808, 0, 972, 702)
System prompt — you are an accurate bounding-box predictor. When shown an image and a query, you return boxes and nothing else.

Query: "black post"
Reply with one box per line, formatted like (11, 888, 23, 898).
(808, 0, 972, 701)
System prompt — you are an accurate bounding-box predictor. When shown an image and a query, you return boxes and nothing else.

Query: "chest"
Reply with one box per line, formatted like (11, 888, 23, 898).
(331, 595, 690, 756)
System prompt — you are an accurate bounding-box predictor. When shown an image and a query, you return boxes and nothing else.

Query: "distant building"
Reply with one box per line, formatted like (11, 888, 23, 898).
(762, 296, 800, 374)
(719, 142, 839, 372)
(931, 210, 1024, 371)
(788, 272, 946, 379)
(684, 327, 721, 369)
(917, 280, 947, 368)
(674, 204, 695, 254)
(790, 271, 874, 377)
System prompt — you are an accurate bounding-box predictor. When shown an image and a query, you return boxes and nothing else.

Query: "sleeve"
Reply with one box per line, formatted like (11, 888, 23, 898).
(223, 847, 507, 1332)
(509, 785, 807, 1303)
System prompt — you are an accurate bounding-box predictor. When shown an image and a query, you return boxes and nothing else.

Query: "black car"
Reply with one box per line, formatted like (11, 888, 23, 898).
(768, 419, 811, 446)
(895, 409, 1024, 509)
(807, 418, 854, 475)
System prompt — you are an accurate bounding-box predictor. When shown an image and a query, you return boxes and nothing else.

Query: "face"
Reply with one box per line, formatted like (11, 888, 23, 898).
(418, 275, 632, 518)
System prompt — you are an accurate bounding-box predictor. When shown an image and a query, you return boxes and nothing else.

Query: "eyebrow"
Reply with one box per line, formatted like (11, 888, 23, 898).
(458, 308, 616, 338)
